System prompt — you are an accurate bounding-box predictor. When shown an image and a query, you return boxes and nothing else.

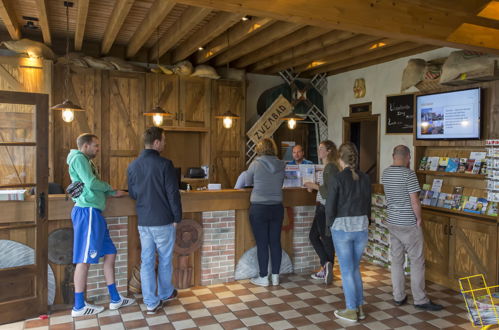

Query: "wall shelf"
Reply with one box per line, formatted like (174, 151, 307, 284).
(416, 170, 486, 179)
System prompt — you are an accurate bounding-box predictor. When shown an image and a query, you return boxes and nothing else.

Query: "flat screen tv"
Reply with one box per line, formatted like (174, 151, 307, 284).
(416, 87, 481, 140)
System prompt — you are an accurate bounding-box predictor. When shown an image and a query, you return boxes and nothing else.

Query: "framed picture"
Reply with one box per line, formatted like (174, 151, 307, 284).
(386, 93, 414, 134)
(349, 102, 372, 116)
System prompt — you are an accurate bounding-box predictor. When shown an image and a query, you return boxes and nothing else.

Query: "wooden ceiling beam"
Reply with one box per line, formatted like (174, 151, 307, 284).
(294, 38, 402, 73)
(261, 34, 380, 74)
(74, 0, 90, 51)
(149, 6, 212, 61)
(34, 0, 51, 45)
(213, 21, 303, 66)
(101, 0, 134, 55)
(232, 26, 328, 69)
(194, 17, 274, 64)
(249, 30, 356, 72)
(174, 0, 499, 54)
(306, 42, 428, 76)
(0, 0, 20, 40)
(126, 0, 176, 58)
(171, 11, 242, 63)
(326, 45, 438, 76)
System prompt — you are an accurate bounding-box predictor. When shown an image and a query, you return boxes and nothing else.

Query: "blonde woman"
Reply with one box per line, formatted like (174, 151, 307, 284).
(304, 140, 339, 285)
(326, 142, 371, 322)
(245, 138, 286, 286)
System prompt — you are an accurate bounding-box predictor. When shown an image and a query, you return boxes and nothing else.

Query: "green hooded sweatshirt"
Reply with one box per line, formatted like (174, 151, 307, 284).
(67, 149, 115, 211)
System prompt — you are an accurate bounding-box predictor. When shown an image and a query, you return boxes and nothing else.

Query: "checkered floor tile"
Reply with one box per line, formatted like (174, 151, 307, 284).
(2, 261, 476, 329)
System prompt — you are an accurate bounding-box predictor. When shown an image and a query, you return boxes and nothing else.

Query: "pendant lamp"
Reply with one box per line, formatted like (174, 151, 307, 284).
(281, 112, 305, 130)
(144, 27, 173, 126)
(51, 1, 84, 123)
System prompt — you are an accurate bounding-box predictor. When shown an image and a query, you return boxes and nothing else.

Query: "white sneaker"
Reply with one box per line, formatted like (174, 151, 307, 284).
(250, 276, 269, 287)
(271, 274, 279, 286)
(109, 295, 136, 310)
(71, 303, 104, 317)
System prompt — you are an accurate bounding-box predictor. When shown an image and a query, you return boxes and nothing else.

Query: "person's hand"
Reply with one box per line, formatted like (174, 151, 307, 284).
(173, 222, 177, 228)
(416, 218, 422, 227)
(307, 188, 313, 193)
(304, 182, 316, 190)
(114, 190, 127, 197)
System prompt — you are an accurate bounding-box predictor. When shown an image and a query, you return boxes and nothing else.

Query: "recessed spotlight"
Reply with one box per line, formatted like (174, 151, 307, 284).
(198, 46, 204, 51)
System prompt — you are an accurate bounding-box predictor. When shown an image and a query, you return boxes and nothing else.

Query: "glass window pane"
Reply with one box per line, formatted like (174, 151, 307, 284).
(0, 103, 36, 143)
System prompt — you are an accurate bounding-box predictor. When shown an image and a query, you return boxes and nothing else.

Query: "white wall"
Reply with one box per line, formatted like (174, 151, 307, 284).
(326, 47, 458, 173)
(245, 73, 284, 131)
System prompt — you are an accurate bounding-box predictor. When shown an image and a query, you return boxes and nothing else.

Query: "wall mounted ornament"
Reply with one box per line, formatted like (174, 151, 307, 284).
(353, 78, 366, 98)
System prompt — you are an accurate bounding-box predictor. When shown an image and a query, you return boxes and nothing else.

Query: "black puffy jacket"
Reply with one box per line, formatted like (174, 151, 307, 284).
(325, 167, 371, 235)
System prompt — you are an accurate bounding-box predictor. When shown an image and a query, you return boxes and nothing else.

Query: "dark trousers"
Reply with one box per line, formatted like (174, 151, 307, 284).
(249, 203, 284, 277)
(309, 204, 335, 267)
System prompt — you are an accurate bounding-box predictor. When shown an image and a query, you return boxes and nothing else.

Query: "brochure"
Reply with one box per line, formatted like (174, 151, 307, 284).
(426, 157, 440, 171)
(418, 156, 428, 170)
(458, 158, 468, 173)
(299, 164, 316, 185)
(431, 179, 443, 192)
(486, 202, 498, 217)
(445, 158, 459, 172)
(437, 157, 449, 171)
(283, 165, 301, 188)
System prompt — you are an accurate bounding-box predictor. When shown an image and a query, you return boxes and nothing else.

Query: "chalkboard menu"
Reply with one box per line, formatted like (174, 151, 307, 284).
(386, 93, 414, 134)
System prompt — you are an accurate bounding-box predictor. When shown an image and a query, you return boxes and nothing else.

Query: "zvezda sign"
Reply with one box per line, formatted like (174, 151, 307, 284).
(246, 95, 293, 144)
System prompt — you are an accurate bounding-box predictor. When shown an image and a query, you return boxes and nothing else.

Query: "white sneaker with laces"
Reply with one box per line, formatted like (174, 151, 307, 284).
(250, 275, 269, 287)
(271, 274, 279, 286)
(71, 303, 104, 317)
(311, 268, 325, 280)
(109, 295, 136, 310)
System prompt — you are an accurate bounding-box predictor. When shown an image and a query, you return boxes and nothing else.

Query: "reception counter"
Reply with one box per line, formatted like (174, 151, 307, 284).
(1, 188, 318, 304)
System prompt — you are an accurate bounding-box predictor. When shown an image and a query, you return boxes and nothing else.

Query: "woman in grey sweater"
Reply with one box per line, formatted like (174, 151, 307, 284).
(245, 138, 286, 286)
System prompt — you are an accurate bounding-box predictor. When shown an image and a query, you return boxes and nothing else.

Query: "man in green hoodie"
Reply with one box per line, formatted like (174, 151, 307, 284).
(67, 133, 135, 317)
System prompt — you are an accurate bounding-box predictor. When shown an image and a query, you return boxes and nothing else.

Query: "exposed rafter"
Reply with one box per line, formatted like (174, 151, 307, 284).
(327, 45, 438, 76)
(263, 34, 380, 74)
(233, 26, 328, 69)
(101, 0, 134, 54)
(74, 0, 90, 51)
(195, 17, 274, 64)
(34, 0, 51, 45)
(149, 6, 212, 61)
(294, 38, 402, 73)
(0, 0, 20, 40)
(213, 21, 303, 67)
(172, 11, 242, 63)
(174, 0, 499, 54)
(126, 0, 176, 58)
(307, 42, 427, 76)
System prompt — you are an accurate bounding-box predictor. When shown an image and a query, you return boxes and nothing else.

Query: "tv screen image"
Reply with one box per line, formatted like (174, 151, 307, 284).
(416, 88, 481, 140)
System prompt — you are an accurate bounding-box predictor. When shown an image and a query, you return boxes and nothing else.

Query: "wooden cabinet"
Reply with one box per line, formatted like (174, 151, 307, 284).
(145, 73, 179, 127)
(422, 208, 498, 291)
(179, 76, 211, 128)
(422, 210, 450, 285)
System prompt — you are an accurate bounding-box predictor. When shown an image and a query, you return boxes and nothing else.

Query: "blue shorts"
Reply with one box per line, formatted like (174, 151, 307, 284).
(72, 206, 117, 264)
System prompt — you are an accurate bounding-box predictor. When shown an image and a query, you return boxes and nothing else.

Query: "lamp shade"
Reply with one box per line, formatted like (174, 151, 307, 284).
(143, 106, 174, 117)
(215, 110, 240, 119)
(51, 99, 84, 111)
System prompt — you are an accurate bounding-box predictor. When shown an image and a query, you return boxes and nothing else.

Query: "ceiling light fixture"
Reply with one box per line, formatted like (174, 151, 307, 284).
(281, 112, 305, 130)
(144, 26, 174, 126)
(51, 1, 84, 123)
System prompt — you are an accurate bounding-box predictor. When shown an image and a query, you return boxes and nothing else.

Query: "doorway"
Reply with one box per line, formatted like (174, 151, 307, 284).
(343, 114, 380, 183)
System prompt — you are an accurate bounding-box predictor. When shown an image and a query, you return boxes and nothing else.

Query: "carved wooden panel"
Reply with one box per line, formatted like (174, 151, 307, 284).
(210, 80, 245, 189)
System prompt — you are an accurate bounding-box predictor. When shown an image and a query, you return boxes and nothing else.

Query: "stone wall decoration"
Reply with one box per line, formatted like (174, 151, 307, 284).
(353, 78, 366, 98)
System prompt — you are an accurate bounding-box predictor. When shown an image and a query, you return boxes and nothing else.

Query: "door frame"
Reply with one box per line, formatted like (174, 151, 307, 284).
(0, 91, 49, 324)
(343, 114, 380, 183)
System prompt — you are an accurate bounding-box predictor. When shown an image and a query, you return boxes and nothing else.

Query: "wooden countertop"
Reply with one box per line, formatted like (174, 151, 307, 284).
(0, 188, 317, 223)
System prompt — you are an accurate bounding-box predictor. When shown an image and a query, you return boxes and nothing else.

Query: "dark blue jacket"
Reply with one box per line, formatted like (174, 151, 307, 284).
(127, 149, 182, 226)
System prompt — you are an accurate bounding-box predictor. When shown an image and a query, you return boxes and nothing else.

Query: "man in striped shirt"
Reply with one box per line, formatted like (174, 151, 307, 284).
(381, 145, 442, 311)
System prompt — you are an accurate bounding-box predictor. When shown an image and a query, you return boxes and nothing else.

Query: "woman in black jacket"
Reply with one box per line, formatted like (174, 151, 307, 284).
(304, 140, 339, 285)
(326, 142, 371, 323)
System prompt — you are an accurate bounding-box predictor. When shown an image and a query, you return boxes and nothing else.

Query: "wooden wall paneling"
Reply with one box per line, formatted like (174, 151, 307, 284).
(235, 209, 252, 264)
(162, 131, 201, 177)
(107, 72, 145, 188)
(421, 210, 450, 287)
(489, 81, 499, 139)
(53, 66, 102, 188)
(210, 80, 245, 188)
(127, 215, 140, 293)
(145, 73, 179, 127)
(179, 76, 211, 128)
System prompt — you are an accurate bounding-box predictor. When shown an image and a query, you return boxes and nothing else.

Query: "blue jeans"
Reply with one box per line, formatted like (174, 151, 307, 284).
(138, 224, 176, 308)
(331, 229, 368, 310)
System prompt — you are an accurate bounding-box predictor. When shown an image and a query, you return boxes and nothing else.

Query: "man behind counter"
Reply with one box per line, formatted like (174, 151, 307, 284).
(288, 144, 313, 165)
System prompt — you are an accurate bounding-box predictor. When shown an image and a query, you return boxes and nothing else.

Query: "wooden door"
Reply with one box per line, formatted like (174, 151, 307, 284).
(180, 77, 210, 128)
(145, 73, 180, 127)
(421, 210, 450, 286)
(0, 91, 49, 324)
(210, 80, 245, 188)
(103, 72, 145, 189)
(449, 217, 497, 291)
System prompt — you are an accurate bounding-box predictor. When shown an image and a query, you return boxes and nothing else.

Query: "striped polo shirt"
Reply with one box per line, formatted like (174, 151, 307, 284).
(381, 166, 421, 226)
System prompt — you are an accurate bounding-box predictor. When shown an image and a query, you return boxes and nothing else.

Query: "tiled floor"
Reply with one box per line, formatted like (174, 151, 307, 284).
(2, 262, 474, 330)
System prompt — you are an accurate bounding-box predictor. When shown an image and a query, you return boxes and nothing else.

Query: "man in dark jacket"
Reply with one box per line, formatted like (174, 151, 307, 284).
(127, 127, 182, 314)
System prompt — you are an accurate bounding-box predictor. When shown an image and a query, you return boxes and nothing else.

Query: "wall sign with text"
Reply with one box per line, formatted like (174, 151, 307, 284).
(349, 102, 371, 116)
(386, 93, 414, 134)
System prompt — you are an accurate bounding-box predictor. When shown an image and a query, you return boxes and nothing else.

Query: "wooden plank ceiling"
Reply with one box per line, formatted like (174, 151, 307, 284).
(0, 0, 497, 77)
